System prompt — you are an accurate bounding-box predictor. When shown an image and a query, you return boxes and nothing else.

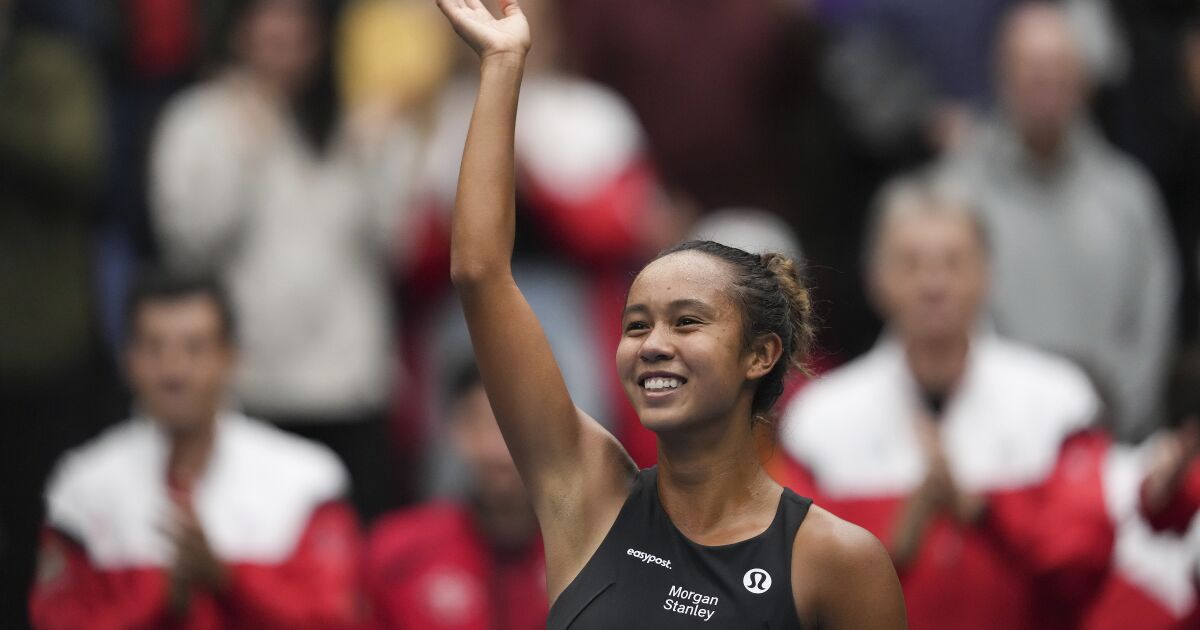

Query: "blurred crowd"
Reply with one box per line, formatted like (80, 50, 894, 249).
(1, 0, 1200, 628)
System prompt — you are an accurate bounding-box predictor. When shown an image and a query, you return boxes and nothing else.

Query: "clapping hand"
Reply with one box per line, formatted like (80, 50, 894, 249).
(915, 416, 984, 523)
(162, 505, 228, 615)
(435, 0, 531, 63)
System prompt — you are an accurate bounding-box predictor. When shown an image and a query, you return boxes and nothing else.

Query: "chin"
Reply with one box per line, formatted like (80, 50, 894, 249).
(152, 411, 207, 434)
(637, 408, 693, 434)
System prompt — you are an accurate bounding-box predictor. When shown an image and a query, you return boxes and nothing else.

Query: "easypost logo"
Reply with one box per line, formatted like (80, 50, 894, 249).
(627, 548, 673, 569)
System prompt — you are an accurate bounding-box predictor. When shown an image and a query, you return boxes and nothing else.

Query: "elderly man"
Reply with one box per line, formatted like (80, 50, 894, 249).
(938, 1, 1179, 440)
(29, 273, 362, 629)
(777, 177, 1114, 629)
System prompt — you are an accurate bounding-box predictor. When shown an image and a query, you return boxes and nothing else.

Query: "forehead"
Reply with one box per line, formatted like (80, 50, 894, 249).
(627, 251, 736, 310)
(1003, 9, 1077, 61)
(880, 211, 983, 254)
(133, 295, 224, 338)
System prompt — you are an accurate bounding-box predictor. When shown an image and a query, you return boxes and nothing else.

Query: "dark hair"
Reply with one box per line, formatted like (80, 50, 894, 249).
(653, 240, 816, 418)
(1167, 346, 1200, 428)
(125, 269, 237, 343)
(212, 0, 340, 153)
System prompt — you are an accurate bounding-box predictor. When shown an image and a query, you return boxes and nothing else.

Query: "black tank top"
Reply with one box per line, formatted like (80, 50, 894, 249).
(547, 467, 813, 629)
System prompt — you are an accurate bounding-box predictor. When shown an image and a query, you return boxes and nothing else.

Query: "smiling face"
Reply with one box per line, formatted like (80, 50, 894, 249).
(617, 251, 776, 433)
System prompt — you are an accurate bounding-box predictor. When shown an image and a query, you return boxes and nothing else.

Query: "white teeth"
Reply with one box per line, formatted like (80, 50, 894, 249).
(643, 377, 682, 391)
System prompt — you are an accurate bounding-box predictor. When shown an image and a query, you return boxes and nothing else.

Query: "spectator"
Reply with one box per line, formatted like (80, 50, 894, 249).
(29, 271, 362, 629)
(1081, 347, 1200, 629)
(149, 0, 417, 519)
(1138, 348, 1200, 536)
(777, 177, 1113, 629)
(824, 0, 1125, 154)
(0, 2, 123, 625)
(939, 1, 1179, 440)
(365, 364, 545, 630)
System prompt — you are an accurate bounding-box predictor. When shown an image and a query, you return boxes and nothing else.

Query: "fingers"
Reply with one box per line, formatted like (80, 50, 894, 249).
(498, 0, 523, 16)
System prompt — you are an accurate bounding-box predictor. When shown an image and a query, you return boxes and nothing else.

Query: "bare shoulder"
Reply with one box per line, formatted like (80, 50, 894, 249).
(793, 505, 891, 573)
(791, 505, 908, 630)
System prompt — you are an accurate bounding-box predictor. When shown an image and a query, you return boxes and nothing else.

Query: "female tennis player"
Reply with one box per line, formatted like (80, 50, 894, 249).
(436, 0, 908, 627)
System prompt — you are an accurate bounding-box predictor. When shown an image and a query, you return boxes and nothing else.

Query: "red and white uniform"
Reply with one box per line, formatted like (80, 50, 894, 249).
(1081, 441, 1200, 630)
(29, 414, 362, 630)
(1142, 455, 1200, 535)
(364, 502, 546, 630)
(778, 334, 1112, 630)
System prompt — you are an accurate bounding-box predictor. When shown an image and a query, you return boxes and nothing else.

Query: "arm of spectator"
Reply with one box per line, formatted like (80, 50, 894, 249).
(218, 502, 364, 630)
(1115, 178, 1180, 435)
(1139, 423, 1200, 533)
(343, 101, 424, 260)
(149, 82, 262, 271)
(979, 430, 1114, 607)
(28, 528, 171, 630)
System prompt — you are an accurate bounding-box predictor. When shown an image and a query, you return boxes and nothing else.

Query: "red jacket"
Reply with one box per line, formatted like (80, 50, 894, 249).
(364, 502, 546, 630)
(29, 415, 363, 630)
(30, 503, 362, 630)
(1081, 442, 1200, 630)
(1142, 457, 1200, 535)
(777, 336, 1113, 629)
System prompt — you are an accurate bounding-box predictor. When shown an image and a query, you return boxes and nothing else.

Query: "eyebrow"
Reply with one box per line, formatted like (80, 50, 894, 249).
(623, 298, 717, 318)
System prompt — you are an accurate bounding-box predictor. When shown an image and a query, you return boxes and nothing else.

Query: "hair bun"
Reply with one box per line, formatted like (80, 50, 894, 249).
(760, 252, 815, 373)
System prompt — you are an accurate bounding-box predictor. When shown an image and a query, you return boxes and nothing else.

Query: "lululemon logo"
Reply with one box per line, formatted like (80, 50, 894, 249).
(743, 568, 771, 594)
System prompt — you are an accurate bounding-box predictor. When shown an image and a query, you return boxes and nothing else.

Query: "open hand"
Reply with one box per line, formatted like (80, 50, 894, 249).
(436, 0, 530, 62)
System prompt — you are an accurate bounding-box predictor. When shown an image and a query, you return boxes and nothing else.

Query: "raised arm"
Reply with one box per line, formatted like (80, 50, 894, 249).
(437, 0, 635, 596)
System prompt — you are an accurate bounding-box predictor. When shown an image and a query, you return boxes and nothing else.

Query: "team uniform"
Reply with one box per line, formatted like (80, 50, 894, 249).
(549, 467, 812, 629)
(363, 502, 546, 630)
(778, 334, 1113, 630)
(1142, 455, 1200, 535)
(1081, 440, 1200, 630)
(29, 414, 362, 630)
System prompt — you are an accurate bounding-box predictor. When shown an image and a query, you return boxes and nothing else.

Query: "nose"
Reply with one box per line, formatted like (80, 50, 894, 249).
(638, 323, 675, 363)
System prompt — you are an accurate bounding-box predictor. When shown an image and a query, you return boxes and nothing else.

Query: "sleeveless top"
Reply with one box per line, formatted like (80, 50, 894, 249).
(547, 467, 813, 629)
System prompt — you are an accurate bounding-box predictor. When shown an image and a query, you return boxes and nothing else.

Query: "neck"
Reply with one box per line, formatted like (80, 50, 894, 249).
(904, 332, 970, 395)
(234, 67, 298, 106)
(167, 418, 217, 487)
(1020, 125, 1067, 164)
(654, 404, 778, 542)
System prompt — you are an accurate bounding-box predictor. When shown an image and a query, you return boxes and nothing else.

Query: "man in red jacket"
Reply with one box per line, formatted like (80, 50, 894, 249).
(365, 364, 545, 629)
(29, 272, 363, 629)
(777, 176, 1114, 629)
